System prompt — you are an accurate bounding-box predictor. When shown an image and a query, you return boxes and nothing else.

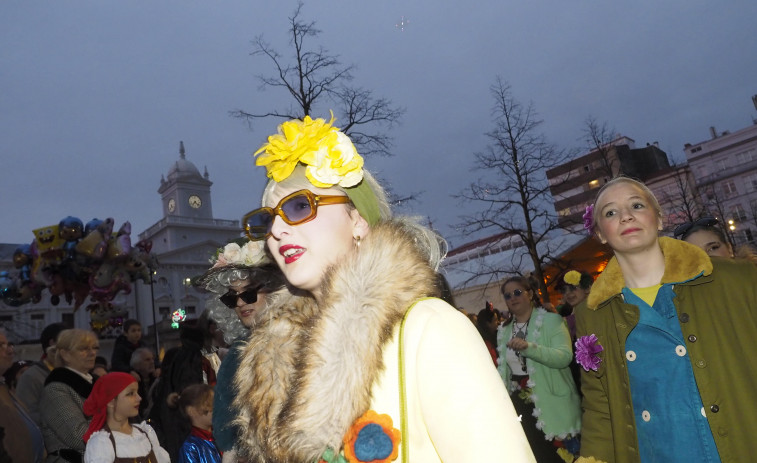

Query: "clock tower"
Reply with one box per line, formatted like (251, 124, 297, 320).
(141, 140, 240, 256)
(158, 141, 213, 220)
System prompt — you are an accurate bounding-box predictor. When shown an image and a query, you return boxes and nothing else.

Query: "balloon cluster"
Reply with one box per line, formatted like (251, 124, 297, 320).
(0, 217, 157, 333)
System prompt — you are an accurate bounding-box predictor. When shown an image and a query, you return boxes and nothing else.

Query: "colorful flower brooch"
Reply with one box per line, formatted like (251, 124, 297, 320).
(583, 204, 595, 236)
(343, 410, 401, 463)
(575, 334, 603, 371)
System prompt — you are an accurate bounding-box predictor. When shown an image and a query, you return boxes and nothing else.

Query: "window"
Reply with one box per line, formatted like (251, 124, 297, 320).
(0, 315, 12, 322)
(159, 306, 170, 319)
(730, 204, 747, 221)
(559, 208, 571, 217)
(717, 159, 728, 171)
(737, 150, 755, 164)
(61, 313, 74, 327)
(185, 305, 196, 315)
(745, 229, 754, 243)
(28, 313, 45, 338)
(745, 173, 757, 193)
(722, 180, 738, 197)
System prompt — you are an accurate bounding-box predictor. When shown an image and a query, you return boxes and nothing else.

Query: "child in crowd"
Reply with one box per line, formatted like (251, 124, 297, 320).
(111, 319, 145, 374)
(177, 383, 221, 463)
(83, 372, 170, 463)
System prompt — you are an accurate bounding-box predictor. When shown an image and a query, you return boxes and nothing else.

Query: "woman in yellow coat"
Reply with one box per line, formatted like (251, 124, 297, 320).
(232, 115, 535, 463)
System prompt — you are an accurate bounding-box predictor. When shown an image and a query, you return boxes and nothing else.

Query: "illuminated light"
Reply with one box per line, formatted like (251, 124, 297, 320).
(171, 308, 187, 330)
(395, 16, 410, 31)
(589, 179, 600, 188)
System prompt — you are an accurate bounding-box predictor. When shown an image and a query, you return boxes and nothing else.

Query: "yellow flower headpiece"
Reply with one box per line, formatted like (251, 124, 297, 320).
(563, 270, 582, 287)
(254, 113, 381, 225)
(255, 113, 364, 188)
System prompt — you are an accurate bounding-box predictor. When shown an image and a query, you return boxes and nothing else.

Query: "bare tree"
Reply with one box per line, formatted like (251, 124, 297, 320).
(665, 162, 703, 228)
(454, 77, 572, 300)
(699, 184, 737, 248)
(582, 115, 619, 179)
(230, 2, 404, 157)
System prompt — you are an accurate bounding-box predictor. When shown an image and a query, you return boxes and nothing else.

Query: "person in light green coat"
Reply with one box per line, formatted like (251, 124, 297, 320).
(497, 275, 582, 462)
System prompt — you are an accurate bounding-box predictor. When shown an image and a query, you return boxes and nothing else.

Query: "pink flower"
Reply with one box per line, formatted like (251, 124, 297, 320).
(583, 205, 595, 236)
(575, 334, 603, 371)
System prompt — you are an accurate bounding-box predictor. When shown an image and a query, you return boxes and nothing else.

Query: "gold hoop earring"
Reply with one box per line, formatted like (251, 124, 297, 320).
(354, 235, 361, 247)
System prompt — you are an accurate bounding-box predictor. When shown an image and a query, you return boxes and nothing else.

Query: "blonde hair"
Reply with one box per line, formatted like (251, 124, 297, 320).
(591, 176, 663, 235)
(54, 329, 98, 368)
(260, 165, 447, 270)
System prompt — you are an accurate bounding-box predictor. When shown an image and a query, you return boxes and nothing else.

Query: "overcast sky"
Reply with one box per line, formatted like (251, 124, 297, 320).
(2, 0, 756, 249)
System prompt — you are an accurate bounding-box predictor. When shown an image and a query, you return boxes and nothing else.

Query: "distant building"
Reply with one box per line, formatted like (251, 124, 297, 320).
(684, 122, 757, 246)
(546, 136, 671, 231)
(134, 142, 241, 336)
(0, 142, 241, 353)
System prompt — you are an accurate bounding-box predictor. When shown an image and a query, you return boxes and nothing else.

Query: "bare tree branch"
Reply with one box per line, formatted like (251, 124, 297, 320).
(454, 77, 572, 300)
(581, 115, 618, 178)
(229, 1, 404, 158)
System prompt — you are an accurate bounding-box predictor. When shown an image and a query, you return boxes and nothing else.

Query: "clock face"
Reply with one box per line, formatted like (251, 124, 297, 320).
(189, 195, 202, 209)
(167, 198, 176, 213)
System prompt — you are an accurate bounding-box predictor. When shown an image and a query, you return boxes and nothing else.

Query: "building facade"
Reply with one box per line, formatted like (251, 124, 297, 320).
(684, 122, 757, 246)
(546, 136, 671, 231)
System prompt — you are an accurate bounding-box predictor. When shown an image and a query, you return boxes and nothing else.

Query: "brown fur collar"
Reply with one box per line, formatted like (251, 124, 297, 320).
(232, 220, 439, 462)
(587, 237, 713, 310)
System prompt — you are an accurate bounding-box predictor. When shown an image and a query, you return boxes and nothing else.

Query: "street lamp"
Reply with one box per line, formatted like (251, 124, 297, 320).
(149, 266, 159, 354)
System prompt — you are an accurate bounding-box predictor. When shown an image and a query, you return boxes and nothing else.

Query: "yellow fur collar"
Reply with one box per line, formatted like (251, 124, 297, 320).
(587, 237, 713, 310)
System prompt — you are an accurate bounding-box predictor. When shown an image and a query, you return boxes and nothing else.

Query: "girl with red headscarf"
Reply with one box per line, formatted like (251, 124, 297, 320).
(83, 372, 170, 463)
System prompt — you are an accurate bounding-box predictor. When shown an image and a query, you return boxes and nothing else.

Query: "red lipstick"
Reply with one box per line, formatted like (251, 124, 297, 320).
(279, 244, 305, 264)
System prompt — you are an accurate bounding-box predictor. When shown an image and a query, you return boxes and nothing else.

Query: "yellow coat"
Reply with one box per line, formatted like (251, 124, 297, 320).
(370, 298, 536, 462)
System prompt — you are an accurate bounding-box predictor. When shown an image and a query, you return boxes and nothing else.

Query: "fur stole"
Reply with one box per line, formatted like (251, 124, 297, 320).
(233, 220, 439, 462)
(45, 367, 94, 398)
(587, 237, 713, 310)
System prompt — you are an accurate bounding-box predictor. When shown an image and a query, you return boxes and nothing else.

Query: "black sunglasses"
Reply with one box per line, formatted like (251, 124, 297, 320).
(242, 189, 351, 241)
(219, 287, 259, 309)
(673, 217, 719, 239)
(503, 289, 525, 300)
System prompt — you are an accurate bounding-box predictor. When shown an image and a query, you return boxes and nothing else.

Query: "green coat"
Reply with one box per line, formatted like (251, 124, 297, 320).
(497, 308, 582, 439)
(576, 237, 757, 462)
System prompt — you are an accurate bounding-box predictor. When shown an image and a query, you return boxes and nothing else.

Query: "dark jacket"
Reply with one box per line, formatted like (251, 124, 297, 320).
(110, 335, 144, 373)
(212, 338, 245, 453)
(576, 237, 757, 462)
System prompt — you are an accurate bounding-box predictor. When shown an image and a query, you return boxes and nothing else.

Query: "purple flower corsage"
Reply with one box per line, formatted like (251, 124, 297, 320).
(575, 334, 603, 371)
(583, 204, 595, 236)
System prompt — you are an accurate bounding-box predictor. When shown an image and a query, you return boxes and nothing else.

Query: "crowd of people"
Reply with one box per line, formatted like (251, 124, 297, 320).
(1, 115, 756, 462)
